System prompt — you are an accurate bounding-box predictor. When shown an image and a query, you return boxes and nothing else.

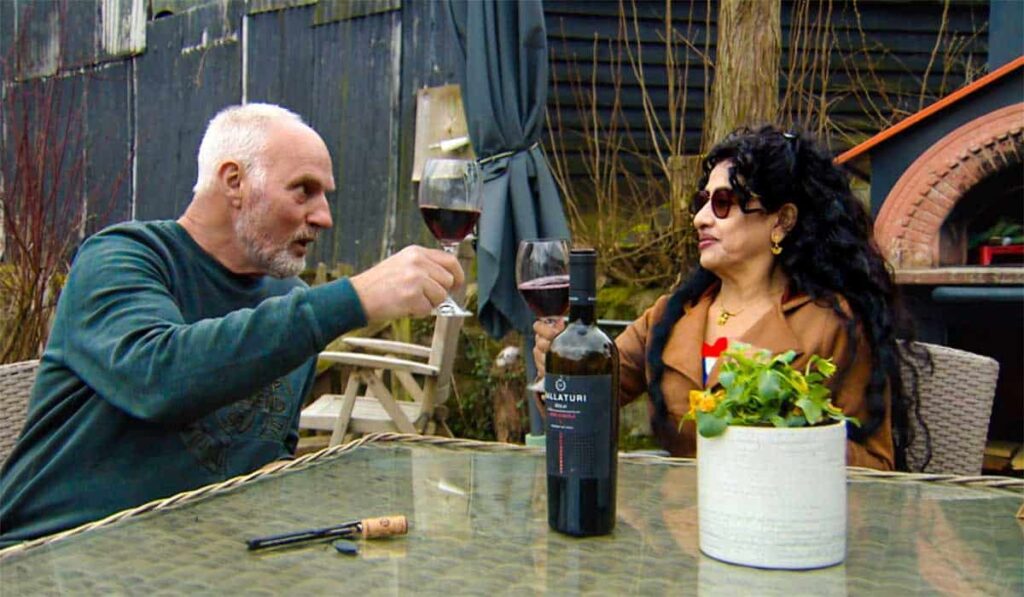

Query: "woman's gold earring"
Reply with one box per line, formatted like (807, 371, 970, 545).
(770, 236, 783, 255)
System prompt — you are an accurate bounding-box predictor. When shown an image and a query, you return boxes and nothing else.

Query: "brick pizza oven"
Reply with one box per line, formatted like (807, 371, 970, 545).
(837, 55, 1023, 474)
(874, 103, 1022, 269)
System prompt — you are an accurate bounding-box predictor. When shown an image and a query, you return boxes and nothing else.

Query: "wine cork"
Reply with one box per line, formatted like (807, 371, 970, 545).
(361, 515, 408, 539)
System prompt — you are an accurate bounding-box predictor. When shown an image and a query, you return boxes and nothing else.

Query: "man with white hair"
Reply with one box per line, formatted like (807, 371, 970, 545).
(0, 104, 463, 545)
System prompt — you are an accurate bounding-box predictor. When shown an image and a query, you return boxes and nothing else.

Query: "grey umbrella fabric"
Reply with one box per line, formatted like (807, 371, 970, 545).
(445, 0, 570, 339)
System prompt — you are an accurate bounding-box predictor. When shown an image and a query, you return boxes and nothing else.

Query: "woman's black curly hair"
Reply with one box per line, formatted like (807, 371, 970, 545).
(646, 125, 927, 471)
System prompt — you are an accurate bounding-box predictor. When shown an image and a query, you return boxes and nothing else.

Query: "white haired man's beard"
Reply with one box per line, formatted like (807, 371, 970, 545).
(234, 190, 316, 279)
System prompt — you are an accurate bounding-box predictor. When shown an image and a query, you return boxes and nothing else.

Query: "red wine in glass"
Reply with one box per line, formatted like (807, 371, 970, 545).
(419, 205, 481, 244)
(518, 274, 569, 318)
(516, 239, 571, 392)
(418, 158, 483, 317)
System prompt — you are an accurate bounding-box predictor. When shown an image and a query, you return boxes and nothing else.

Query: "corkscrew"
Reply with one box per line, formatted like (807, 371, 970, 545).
(245, 515, 408, 550)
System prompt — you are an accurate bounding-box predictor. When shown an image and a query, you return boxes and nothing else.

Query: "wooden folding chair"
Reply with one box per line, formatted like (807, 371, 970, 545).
(299, 313, 464, 446)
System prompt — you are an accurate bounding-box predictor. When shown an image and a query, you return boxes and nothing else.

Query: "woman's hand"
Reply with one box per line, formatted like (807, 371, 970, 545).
(532, 318, 566, 381)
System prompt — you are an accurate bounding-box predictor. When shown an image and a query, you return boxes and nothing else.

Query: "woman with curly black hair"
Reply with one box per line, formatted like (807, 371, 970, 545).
(534, 125, 921, 470)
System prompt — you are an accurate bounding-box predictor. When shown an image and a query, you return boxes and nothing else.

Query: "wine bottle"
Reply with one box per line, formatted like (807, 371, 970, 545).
(544, 248, 619, 536)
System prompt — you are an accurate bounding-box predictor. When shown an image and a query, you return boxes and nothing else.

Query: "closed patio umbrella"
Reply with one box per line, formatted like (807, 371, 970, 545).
(444, 0, 570, 440)
(444, 0, 570, 340)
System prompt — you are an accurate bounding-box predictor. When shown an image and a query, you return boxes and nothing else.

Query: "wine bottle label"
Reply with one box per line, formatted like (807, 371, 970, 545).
(544, 374, 613, 477)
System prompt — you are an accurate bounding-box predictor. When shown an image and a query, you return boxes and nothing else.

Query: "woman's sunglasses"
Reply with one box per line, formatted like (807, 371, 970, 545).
(689, 188, 765, 219)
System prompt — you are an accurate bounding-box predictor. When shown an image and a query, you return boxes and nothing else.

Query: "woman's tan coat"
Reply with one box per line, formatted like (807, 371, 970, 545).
(616, 290, 895, 470)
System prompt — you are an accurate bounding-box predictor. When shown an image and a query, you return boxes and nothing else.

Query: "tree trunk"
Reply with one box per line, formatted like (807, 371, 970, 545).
(706, 0, 782, 148)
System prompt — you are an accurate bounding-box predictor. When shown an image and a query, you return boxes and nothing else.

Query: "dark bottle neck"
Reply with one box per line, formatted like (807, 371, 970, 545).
(568, 248, 598, 326)
(568, 302, 596, 325)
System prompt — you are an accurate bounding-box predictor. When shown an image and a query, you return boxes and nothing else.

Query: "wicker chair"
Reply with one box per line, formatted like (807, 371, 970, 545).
(0, 359, 38, 465)
(900, 342, 999, 475)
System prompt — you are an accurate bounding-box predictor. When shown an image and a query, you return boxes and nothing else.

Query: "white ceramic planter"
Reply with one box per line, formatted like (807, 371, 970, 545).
(697, 421, 847, 570)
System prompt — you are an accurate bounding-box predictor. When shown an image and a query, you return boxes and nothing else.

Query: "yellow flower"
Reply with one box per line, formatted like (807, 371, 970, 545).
(698, 395, 718, 413)
(688, 390, 704, 415)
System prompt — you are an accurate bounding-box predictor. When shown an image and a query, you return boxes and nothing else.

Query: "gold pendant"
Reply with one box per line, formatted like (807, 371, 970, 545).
(717, 310, 732, 326)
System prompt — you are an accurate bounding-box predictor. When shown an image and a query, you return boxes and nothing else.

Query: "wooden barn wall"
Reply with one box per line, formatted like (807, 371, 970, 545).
(0, 0, 990, 270)
(135, 0, 244, 223)
(245, 3, 405, 267)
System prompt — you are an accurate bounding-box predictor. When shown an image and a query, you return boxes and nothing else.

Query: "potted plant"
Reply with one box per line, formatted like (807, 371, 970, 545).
(685, 343, 859, 570)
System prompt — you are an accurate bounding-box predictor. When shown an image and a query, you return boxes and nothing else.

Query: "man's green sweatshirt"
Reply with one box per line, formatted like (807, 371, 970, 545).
(0, 221, 366, 545)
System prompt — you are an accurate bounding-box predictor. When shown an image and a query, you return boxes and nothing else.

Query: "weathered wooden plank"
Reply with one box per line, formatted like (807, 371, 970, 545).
(134, 0, 243, 222)
(545, 0, 711, 21)
(245, 4, 316, 119)
(550, 14, 715, 45)
(2, 74, 89, 243)
(248, 0, 317, 16)
(550, 133, 709, 166)
(306, 9, 402, 269)
(244, 5, 315, 116)
(314, 0, 401, 26)
(83, 61, 134, 235)
(4, 0, 147, 76)
(548, 38, 985, 74)
(247, 3, 404, 269)
(551, 18, 983, 57)
(60, 0, 98, 69)
(9, 0, 61, 78)
(393, 0, 465, 254)
(547, 70, 975, 111)
(149, 0, 207, 19)
(0, 1, 11, 84)
(781, 0, 988, 34)
(548, 57, 985, 94)
(98, 0, 147, 59)
(545, 0, 985, 35)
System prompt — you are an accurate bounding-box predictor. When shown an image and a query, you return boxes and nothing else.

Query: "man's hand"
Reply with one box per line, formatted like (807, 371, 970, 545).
(532, 318, 566, 379)
(350, 245, 464, 322)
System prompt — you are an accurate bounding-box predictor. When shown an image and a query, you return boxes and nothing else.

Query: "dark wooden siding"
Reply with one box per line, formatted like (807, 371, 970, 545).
(135, 0, 244, 222)
(544, 0, 989, 171)
(1, 0, 993, 270)
(393, 0, 464, 254)
(245, 3, 404, 267)
(83, 60, 134, 235)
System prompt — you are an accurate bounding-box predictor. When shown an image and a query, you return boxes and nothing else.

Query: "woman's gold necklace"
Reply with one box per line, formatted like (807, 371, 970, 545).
(716, 304, 744, 326)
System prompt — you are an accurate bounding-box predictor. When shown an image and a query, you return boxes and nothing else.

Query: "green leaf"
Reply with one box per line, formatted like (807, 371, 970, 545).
(719, 370, 736, 389)
(726, 382, 745, 403)
(809, 385, 831, 401)
(809, 355, 837, 377)
(773, 350, 797, 365)
(757, 370, 782, 401)
(769, 415, 786, 428)
(696, 411, 728, 437)
(796, 397, 822, 425)
(785, 414, 807, 427)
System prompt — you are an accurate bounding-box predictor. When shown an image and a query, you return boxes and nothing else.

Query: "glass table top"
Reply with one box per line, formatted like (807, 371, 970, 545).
(1, 442, 1021, 595)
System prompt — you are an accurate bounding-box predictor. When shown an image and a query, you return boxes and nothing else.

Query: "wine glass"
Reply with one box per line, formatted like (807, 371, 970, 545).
(418, 158, 483, 317)
(516, 238, 570, 392)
